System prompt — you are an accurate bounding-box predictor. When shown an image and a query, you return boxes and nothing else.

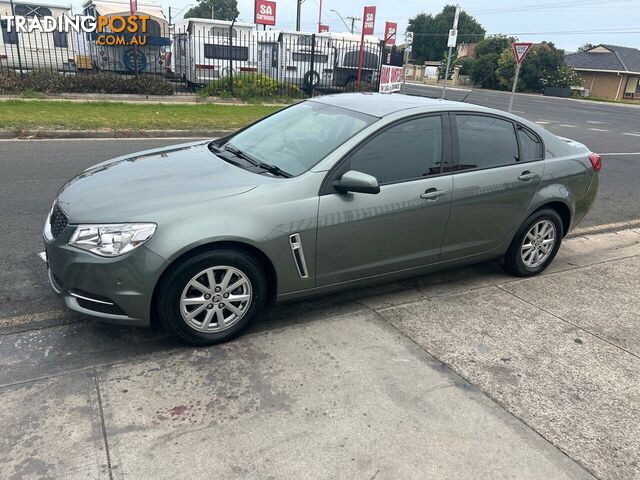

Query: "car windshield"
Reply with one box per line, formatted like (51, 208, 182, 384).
(220, 101, 377, 176)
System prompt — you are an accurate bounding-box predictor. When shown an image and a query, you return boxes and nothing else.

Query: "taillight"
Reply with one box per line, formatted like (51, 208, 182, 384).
(588, 153, 602, 172)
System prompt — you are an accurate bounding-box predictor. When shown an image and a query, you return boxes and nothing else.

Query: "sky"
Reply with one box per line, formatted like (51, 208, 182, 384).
(62, 0, 639, 52)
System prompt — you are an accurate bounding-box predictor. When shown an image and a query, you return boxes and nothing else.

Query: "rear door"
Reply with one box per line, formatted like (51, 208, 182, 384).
(316, 114, 453, 286)
(440, 113, 545, 260)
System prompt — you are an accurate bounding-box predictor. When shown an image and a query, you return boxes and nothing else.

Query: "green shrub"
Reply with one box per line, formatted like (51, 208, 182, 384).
(197, 73, 303, 102)
(0, 71, 174, 95)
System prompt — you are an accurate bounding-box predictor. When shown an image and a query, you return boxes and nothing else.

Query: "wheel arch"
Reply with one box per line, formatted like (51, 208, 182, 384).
(532, 201, 572, 237)
(150, 240, 278, 327)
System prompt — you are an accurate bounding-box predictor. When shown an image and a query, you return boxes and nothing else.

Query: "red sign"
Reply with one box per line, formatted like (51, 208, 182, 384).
(384, 21, 397, 45)
(255, 0, 276, 26)
(319, 24, 329, 33)
(362, 6, 376, 36)
(513, 42, 533, 64)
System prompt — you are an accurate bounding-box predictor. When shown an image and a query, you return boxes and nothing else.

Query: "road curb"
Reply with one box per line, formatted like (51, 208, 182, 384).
(0, 129, 232, 139)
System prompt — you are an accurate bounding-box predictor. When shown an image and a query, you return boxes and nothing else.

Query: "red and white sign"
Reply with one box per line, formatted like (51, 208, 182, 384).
(362, 6, 376, 36)
(513, 42, 533, 64)
(379, 65, 403, 93)
(254, 0, 276, 26)
(384, 22, 397, 45)
(319, 24, 329, 33)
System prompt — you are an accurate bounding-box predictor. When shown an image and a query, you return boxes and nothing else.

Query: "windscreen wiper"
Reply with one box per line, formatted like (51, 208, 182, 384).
(224, 144, 292, 178)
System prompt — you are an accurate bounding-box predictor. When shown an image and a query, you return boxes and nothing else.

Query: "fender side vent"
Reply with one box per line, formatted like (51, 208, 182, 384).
(289, 233, 309, 278)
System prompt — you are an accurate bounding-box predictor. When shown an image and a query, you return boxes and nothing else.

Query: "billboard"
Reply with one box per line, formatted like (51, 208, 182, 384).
(379, 65, 403, 93)
(255, 0, 276, 26)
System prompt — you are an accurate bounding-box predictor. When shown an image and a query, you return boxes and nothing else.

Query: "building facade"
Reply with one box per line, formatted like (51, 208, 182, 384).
(565, 44, 640, 101)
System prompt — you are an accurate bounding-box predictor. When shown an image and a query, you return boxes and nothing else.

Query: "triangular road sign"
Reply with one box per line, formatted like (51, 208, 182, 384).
(513, 42, 533, 64)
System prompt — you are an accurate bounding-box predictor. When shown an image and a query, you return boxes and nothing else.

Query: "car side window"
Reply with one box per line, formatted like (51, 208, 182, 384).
(349, 116, 443, 184)
(455, 114, 519, 171)
(517, 126, 544, 160)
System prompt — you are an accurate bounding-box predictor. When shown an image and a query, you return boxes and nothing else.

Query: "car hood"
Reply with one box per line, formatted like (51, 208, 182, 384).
(57, 141, 264, 223)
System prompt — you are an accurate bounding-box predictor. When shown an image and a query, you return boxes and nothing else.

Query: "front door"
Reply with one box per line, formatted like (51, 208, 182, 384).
(440, 113, 545, 260)
(316, 114, 453, 287)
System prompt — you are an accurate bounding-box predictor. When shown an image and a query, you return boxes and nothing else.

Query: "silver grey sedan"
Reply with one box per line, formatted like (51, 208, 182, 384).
(43, 93, 600, 345)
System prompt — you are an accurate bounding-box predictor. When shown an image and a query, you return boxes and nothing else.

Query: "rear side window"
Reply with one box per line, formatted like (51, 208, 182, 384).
(349, 115, 443, 184)
(517, 126, 543, 160)
(455, 114, 518, 171)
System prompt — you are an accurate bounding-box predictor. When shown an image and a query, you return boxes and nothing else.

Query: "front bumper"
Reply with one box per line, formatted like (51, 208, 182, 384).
(43, 226, 167, 327)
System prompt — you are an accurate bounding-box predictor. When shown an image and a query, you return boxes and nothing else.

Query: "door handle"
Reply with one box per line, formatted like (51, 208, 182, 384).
(518, 171, 536, 182)
(420, 188, 446, 201)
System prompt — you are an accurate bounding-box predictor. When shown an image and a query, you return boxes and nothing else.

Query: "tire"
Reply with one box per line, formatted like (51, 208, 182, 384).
(504, 209, 564, 277)
(303, 70, 320, 89)
(157, 249, 266, 345)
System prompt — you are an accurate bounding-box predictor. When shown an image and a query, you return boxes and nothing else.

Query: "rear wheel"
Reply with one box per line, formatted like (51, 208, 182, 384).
(157, 249, 266, 345)
(504, 209, 563, 277)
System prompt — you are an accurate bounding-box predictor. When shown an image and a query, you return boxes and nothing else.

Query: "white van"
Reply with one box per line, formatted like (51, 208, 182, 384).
(173, 18, 255, 85)
(82, 0, 169, 74)
(0, 0, 75, 73)
(257, 31, 333, 89)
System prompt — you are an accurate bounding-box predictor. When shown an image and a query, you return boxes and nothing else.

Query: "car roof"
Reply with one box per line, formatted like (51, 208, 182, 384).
(310, 92, 480, 118)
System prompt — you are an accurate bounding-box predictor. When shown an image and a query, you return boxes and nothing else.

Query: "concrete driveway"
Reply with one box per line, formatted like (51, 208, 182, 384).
(1, 229, 638, 479)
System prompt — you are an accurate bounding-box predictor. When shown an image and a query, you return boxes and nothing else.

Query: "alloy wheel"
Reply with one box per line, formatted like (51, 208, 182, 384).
(179, 266, 253, 333)
(521, 220, 556, 268)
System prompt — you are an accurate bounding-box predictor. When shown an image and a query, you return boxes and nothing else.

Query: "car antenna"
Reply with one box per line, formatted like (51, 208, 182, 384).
(459, 88, 474, 103)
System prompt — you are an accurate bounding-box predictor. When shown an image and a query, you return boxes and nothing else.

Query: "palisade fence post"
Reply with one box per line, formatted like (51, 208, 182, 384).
(309, 33, 316, 97)
(228, 19, 235, 96)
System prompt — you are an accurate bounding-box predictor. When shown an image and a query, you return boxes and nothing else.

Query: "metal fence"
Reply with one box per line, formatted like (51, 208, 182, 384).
(0, 17, 403, 97)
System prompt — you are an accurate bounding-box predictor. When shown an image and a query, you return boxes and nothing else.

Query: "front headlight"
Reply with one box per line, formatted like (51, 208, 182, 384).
(68, 223, 156, 257)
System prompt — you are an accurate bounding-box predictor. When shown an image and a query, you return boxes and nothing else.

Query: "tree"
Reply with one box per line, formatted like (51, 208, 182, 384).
(496, 42, 568, 92)
(459, 57, 474, 76)
(470, 53, 501, 89)
(184, 0, 238, 21)
(475, 35, 515, 57)
(577, 43, 596, 52)
(407, 5, 485, 62)
(439, 50, 462, 79)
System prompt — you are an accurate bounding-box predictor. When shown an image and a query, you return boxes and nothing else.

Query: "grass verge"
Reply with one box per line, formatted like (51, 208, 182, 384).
(0, 100, 283, 131)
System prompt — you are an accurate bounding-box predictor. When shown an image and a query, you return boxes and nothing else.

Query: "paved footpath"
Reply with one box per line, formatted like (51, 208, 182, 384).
(1, 229, 639, 479)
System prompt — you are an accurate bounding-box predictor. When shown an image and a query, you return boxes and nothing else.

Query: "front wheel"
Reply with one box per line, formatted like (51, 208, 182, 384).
(504, 209, 564, 277)
(157, 249, 266, 345)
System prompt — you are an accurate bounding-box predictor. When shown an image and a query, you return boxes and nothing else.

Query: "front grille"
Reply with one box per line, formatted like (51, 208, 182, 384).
(49, 204, 68, 239)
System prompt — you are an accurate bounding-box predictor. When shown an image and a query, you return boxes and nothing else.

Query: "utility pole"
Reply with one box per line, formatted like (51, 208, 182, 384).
(441, 4, 460, 99)
(317, 0, 322, 33)
(296, 0, 302, 31)
(211, 5, 215, 19)
(346, 16, 360, 34)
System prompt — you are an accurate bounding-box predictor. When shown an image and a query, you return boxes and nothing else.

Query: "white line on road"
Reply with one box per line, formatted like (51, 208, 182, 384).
(558, 124, 577, 128)
(537, 119, 559, 123)
(536, 121, 550, 125)
(621, 132, 640, 137)
(586, 121, 608, 124)
(588, 128, 610, 132)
